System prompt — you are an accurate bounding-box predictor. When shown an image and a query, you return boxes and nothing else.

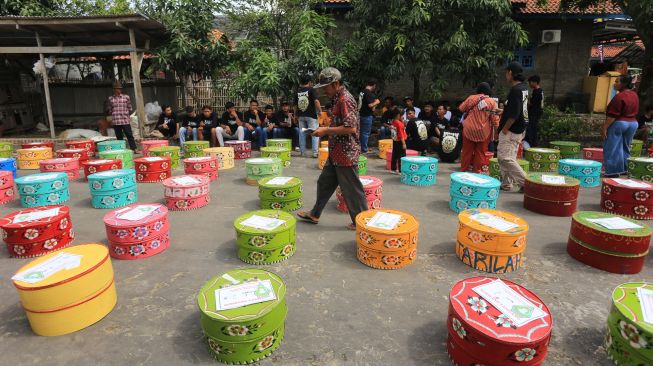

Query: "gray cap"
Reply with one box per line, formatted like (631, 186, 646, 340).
(314, 67, 342, 89)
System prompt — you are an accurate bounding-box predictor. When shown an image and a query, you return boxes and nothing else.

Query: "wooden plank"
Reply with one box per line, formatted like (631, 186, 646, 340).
(35, 32, 56, 139)
(129, 27, 146, 140)
(0, 45, 145, 54)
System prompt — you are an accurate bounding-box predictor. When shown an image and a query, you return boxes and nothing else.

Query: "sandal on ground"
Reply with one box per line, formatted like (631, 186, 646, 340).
(346, 223, 356, 231)
(297, 211, 319, 224)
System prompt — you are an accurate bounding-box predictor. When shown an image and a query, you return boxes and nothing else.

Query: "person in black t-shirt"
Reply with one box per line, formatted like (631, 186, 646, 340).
(437, 112, 463, 163)
(180, 106, 202, 148)
(525, 75, 543, 148)
(418, 101, 437, 126)
(155, 105, 178, 139)
(217, 101, 245, 147)
(198, 105, 218, 147)
(405, 108, 430, 155)
(379, 97, 395, 139)
(243, 99, 268, 148)
(273, 102, 299, 148)
(635, 105, 653, 141)
(263, 105, 277, 135)
(295, 75, 322, 157)
(428, 103, 449, 153)
(358, 79, 380, 153)
(497, 62, 529, 192)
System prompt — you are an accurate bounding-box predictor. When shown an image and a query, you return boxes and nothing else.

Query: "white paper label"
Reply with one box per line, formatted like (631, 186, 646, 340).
(215, 280, 276, 311)
(222, 273, 240, 285)
(473, 279, 548, 327)
(613, 178, 651, 189)
(587, 217, 642, 230)
(457, 173, 490, 185)
(265, 177, 294, 185)
(12, 207, 61, 224)
(173, 176, 200, 186)
(366, 212, 402, 230)
(638, 288, 653, 325)
(11, 253, 82, 284)
(541, 175, 566, 185)
(469, 212, 519, 232)
(116, 205, 159, 221)
(22, 173, 61, 182)
(240, 215, 286, 231)
(636, 158, 653, 163)
(360, 178, 374, 186)
(566, 159, 594, 165)
(142, 157, 164, 162)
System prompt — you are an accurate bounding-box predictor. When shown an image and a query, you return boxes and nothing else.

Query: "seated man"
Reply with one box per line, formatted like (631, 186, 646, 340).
(273, 102, 299, 149)
(199, 105, 218, 147)
(243, 99, 268, 148)
(216, 102, 246, 147)
(405, 107, 429, 155)
(180, 106, 202, 147)
(635, 105, 653, 141)
(437, 112, 463, 163)
(428, 103, 449, 153)
(379, 97, 395, 139)
(155, 105, 178, 140)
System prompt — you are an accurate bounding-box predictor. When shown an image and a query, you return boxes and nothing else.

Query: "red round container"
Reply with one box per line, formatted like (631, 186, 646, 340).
(82, 159, 122, 180)
(136, 171, 171, 183)
(567, 236, 646, 274)
(523, 176, 579, 217)
(385, 149, 419, 170)
(225, 141, 252, 159)
(141, 140, 169, 157)
(65, 140, 96, 158)
(21, 141, 54, 150)
(0, 186, 15, 205)
(448, 276, 552, 365)
(103, 203, 169, 244)
(39, 158, 81, 180)
(336, 176, 383, 213)
(582, 147, 604, 162)
(183, 156, 218, 173)
(56, 148, 89, 163)
(524, 195, 577, 217)
(162, 175, 211, 211)
(480, 151, 495, 174)
(569, 215, 650, 255)
(601, 178, 653, 219)
(134, 156, 171, 172)
(0, 170, 14, 190)
(109, 231, 170, 260)
(0, 205, 74, 258)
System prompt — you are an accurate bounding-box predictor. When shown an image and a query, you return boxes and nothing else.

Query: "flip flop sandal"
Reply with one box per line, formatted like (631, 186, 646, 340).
(346, 223, 356, 231)
(297, 211, 319, 224)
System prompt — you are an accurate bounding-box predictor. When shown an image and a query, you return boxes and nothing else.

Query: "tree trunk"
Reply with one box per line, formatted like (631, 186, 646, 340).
(179, 74, 188, 109)
(638, 36, 653, 111)
(412, 70, 421, 103)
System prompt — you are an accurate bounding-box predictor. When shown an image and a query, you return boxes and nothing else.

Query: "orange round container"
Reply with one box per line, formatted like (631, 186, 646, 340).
(355, 209, 419, 269)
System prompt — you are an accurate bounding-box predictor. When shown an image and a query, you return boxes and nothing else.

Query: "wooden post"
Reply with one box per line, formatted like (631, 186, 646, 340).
(35, 32, 56, 139)
(128, 28, 147, 141)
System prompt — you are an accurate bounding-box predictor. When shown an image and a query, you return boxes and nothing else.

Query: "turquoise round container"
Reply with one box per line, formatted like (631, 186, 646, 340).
(449, 172, 500, 200)
(558, 159, 602, 188)
(400, 156, 438, 186)
(15, 172, 68, 195)
(88, 169, 137, 193)
(96, 140, 127, 152)
(91, 186, 138, 209)
(449, 196, 497, 213)
(0, 157, 17, 178)
(20, 188, 70, 208)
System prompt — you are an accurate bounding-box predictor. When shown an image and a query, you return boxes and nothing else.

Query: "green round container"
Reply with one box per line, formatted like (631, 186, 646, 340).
(0, 151, 12, 159)
(627, 157, 653, 181)
(266, 139, 292, 151)
(260, 146, 291, 167)
(233, 210, 296, 264)
(258, 176, 303, 212)
(529, 161, 559, 173)
(98, 149, 134, 169)
(489, 158, 529, 179)
(197, 269, 287, 364)
(0, 141, 13, 156)
(358, 155, 367, 175)
(150, 146, 181, 169)
(245, 158, 283, 185)
(630, 139, 644, 158)
(184, 141, 209, 157)
(524, 147, 560, 163)
(550, 141, 581, 158)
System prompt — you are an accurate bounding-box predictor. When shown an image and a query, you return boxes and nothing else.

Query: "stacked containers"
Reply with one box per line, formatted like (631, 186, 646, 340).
(0, 170, 15, 204)
(447, 277, 552, 365)
(15, 172, 69, 207)
(456, 209, 528, 273)
(449, 172, 501, 213)
(141, 140, 169, 156)
(88, 169, 138, 209)
(0, 205, 74, 258)
(39, 158, 81, 181)
(550, 140, 581, 159)
(17, 147, 52, 169)
(267, 138, 292, 151)
(355, 209, 419, 269)
(337, 176, 383, 213)
(134, 156, 172, 183)
(162, 175, 210, 211)
(81, 159, 122, 180)
(489, 158, 529, 180)
(385, 149, 419, 170)
(183, 141, 209, 158)
(226, 140, 252, 159)
(183, 156, 219, 181)
(65, 139, 96, 159)
(261, 146, 291, 167)
(98, 149, 133, 169)
(96, 139, 126, 153)
(56, 148, 88, 165)
(358, 155, 367, 175)
(258, 176, 303, 211)
(627, 157, 653, 182)
(523, 173, 580, 216)
(204, 147, 235, 170)
(317, 147, 329, 169)
(583, 147, 604, 163)
(103, 203, 170, 259)
(399, 156, 438, 186)
(197, 269, 287, 364)
(245, 158, 283, 186)
(378, 139, 392, 159)
(21, 141, 53, 151)
(233, 210, 296, 264)
(524, 147, 560, 173)
(601, 178, 653, 219)
(558, 159, 602, 187)
(0, 141, 13, 158)
(567, 211, 651, 274)
(149, 146, 181, 170)
(630, 139, 644, 157)
(605, 283, 653, 366)
(0, 157, 17, 177)
(10, 244, 116, 336)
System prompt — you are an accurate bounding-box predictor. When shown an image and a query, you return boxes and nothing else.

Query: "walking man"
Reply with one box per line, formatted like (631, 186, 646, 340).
(297, 67, 367, 230)
(497, 62, 529, 192)
(106, 80, 137, 150)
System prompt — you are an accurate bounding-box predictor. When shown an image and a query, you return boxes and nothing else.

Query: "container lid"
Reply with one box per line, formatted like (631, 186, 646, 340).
(17, 147, 49, 152)
(258, 176, 301, 189)
(490, 158, 528, 165)
(359, 155, 367, 162)
(611, 282, 653, 333)
(103, 203, 168, 228)
(0, 205, 69, 230)
(319, 147, 328, 152)
(183, 156, 216, 163)
(142, 140, 169, 145)
(628, 157, 653, 164)
(0, 157, 16, 162)
(150, 146, 180, 152)
(450, 172, 500, 188)
(549, 141, 580, 147)
(83, 159, 118, 166)
(97, 140, 124, 145)
(632, 139, 644, 144)
(583, 147, 603, 151)
(267, 138, 291, 143)
(234, 210, 295, 235)
(558, 159, 602, 168)
(525, 173, 580, 187)
(204, 147, 233, 152)
(162, 174, 210, 188)
(401, 155, 437, 164)
(359, 175, 383, 188)
(16, 172, 67, 184)
(40, 158, 78, 165)
(185, 141, 209, 145)
(225, 141, 248, 144)
(604, 178, 653, 191)
(458, 208, 528, 236)
(88, 169, 135, 181)
(12, 244, 109, 290)
(197, 268, 286, 322)
(449, 276, 552, 344)
(527, 148, 559, 154)
(100, 149, 133, 155)
(261, 146, 289, 153)
(57, 148, 85, 153)
(246, 157, 281, 166)
(572, 211, 652, 237)
(134, 156, 170, 163)
(355, 208, 418, 235)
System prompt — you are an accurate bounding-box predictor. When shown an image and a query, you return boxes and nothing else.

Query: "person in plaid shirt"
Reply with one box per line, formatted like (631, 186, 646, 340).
(106, 80, 137, 150)
(297, 67, 367, 230)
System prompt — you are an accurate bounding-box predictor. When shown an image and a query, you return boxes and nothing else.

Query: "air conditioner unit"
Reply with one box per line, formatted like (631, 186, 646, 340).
(541, 30, 561, 44)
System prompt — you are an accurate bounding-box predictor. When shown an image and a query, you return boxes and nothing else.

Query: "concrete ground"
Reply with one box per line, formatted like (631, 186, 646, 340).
(0, 152, 646, 366)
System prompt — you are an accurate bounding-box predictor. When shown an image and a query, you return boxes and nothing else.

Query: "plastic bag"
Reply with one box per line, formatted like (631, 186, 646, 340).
(58, 129, 102, 139)
(145, 102, 162, 122)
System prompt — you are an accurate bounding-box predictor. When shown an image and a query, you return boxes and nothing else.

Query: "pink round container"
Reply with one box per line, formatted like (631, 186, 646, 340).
(141, 140, 169, 157)
(336, 175, 383, 213)
(162, 175, 211, 211)
(385, 149, 419, 170)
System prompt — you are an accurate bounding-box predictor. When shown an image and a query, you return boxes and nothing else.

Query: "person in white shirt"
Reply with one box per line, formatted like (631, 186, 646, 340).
(402, 96, 421, 121)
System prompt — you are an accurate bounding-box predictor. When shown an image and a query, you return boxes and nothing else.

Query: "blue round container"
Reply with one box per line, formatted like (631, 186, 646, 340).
(15, 172, 69, 195)
(449, 196, 497, 213)
(88, 169, 137, 193)
(558, 159, 602, 188)
(400, 173, 436, 186)
(0, 157, 17, 178)
(450, 172, 500, 200)
(96, 140, 127, 152)
(400, 156, 438, 186)
(91, 185, 138, 209)
(20, 188, 70, 208)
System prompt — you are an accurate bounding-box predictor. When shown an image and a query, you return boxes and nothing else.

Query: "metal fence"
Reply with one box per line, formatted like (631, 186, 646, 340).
(176, 79, 273, 112)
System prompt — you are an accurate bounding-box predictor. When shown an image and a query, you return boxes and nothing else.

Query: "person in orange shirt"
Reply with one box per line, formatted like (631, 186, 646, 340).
(458, 82, 499, 173)
(390, 108, 407, 174)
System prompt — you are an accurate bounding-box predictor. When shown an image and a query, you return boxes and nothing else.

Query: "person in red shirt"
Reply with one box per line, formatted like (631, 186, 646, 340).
(390, 108, 407, 174)
(602, 75, 640, 177)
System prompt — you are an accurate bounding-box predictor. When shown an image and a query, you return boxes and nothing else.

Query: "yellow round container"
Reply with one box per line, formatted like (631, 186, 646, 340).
(355, 209, 419, 269)
(12, 244, 117, 336)
(320, 140, 328, 148)
(17, 147, 53, 170)
(203, 147, 235, 170)
(378, 139, 393, 159)
(317, 147, 329, 169)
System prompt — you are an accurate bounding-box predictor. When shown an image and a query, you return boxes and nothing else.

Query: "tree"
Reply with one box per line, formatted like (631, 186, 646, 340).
(561, 0, 653, 109)
(344, 0, 528, 101)
(0, 0, 131, 16)
(225, 0, 348, 104)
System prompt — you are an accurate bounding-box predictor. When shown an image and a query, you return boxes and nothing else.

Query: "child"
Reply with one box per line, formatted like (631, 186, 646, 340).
(390, 108, 407, 174)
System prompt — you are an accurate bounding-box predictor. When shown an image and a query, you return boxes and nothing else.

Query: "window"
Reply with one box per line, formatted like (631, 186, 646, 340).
(514, 45, 536, 69)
